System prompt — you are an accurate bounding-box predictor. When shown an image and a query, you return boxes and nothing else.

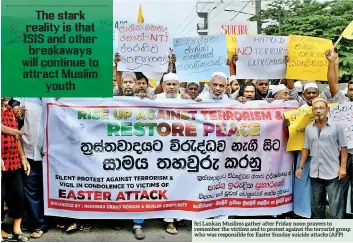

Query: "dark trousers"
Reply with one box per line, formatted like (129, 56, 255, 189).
(310, 177, 345, 219)
(23, 159, 48, 231)
(1, 169, 26, 220)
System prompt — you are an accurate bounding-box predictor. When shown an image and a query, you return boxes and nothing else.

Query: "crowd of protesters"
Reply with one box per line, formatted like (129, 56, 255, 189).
(1, 48, 352, 241)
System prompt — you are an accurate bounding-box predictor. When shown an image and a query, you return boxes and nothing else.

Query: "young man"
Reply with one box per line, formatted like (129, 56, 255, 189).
(296, 97, 348, 219)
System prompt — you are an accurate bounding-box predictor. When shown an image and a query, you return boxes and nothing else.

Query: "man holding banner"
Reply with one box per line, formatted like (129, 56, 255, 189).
(195, 72, 229, 102)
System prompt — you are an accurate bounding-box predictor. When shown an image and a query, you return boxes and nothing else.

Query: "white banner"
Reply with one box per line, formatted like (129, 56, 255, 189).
(329, 102, 353, 149)
(116, 24, 170, 72)
(43, 98, 297, 219)
(236, 36, 288, 79)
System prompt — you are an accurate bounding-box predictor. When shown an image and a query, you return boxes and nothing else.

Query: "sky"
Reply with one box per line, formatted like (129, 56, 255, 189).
(114, 0, 200, 37)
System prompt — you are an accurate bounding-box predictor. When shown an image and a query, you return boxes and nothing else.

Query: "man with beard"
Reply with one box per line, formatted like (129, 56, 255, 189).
(272, 84, 290, 101)
(236, 83, 262, 103)
(121, 72, 136, 96)
(296, 97, 348, 219)
(135, 72, 155, 97)
(195, 72, 229, 101)
(156, 73, 190, 100)
(254, 79, 270, 99)
(186, 82, 200, 100)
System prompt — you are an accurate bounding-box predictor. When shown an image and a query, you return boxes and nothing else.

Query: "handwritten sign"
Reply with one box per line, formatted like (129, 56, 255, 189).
(284, 103, 338, 151)
(173, 34, 229, 81)
(330, 103, 353, 149)
(117, 24, 170, 72)
(236, 36, 288, 79)
(286, 35, 332, 81)
(226, 34, 237, 75)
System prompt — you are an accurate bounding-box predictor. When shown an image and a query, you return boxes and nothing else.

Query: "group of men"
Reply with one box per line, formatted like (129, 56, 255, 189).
(1, 48, 352, 241)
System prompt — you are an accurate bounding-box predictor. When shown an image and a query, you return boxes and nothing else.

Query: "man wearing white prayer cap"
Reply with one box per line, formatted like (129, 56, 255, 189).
(195, 72, 229, 101)
(301, 82, 320, 107)
(272, 84, 290, 101)
(294, 81, 303, 95)
(156, 73, 185, 100)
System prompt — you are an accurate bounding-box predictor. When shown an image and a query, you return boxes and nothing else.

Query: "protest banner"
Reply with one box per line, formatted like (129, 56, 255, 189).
(236, 36, 288, 79)
(330, 102, 353, 149)
(226, 34, 237, 75)
(43, 98, 297, 219)
(286, 35, 332, 81)
(116, 24, 170, 72)
(284, 103, 339, 151)
(209, 23, 257, 35)
(173, 35, 229, 81)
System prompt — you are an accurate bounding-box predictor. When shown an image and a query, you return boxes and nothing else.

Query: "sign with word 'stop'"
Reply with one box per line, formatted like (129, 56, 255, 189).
(236, 36, 288, 79)
(117, 24, 170, 72)
(44, 98, 296, 219)
(286, 35, 332, 81)
(173, 35, 229, 81)
(1, 0, 113, 97)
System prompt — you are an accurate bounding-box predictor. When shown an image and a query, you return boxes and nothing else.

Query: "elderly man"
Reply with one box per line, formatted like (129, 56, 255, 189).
(195, 72, 229, 101)
(186, 82, 200, 100)
(296, 97, 348, 219)
(272, 84, 290, 101)
(156, 73, 190, 100)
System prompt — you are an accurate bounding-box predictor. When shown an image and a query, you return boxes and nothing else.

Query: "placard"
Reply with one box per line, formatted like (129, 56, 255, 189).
(236, 36, 288, 79)
(117, 24, 170, 72)
(173, 35, 229, 81)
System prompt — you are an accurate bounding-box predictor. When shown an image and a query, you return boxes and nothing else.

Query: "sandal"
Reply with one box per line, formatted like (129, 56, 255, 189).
(13, 233, 29, 242)
(30, 229, 44, 239)
(133, 228, 145, 240)
(1, 232, 13, 241)
(66, 222, 78, 233)
(165, 223, 178, 235)
(79, 224, 92, 231)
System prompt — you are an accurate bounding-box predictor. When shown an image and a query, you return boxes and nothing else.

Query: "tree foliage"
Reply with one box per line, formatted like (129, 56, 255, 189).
(250, 0, 353, 81)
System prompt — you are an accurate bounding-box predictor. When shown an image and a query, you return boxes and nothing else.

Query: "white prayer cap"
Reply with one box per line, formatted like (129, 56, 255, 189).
(294, 81, 303, 93)
(272, 84, 289, 95)
(229, 75, 237, 82)
(303, 82, 318, 91)
(187, 81, 200, 88)
(163, 73, 179, 82)
(211, 72, 227, 80)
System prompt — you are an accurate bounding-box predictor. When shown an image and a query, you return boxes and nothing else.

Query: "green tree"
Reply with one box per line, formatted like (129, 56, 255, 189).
(250, 0, 353, 81)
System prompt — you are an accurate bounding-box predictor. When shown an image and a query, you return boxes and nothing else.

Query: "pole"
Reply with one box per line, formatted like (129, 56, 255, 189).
(255, 0, 261, 34)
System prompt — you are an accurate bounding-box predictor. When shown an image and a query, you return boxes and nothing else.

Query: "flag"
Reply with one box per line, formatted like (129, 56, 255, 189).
(342, 20, 353, 40)
(137, 5, 144, 23)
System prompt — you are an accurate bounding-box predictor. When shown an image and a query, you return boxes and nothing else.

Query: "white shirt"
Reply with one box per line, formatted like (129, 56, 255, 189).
(15, 98, 44, 161)
(198, 92, 229, 101)
(156, 93, 181, 100)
